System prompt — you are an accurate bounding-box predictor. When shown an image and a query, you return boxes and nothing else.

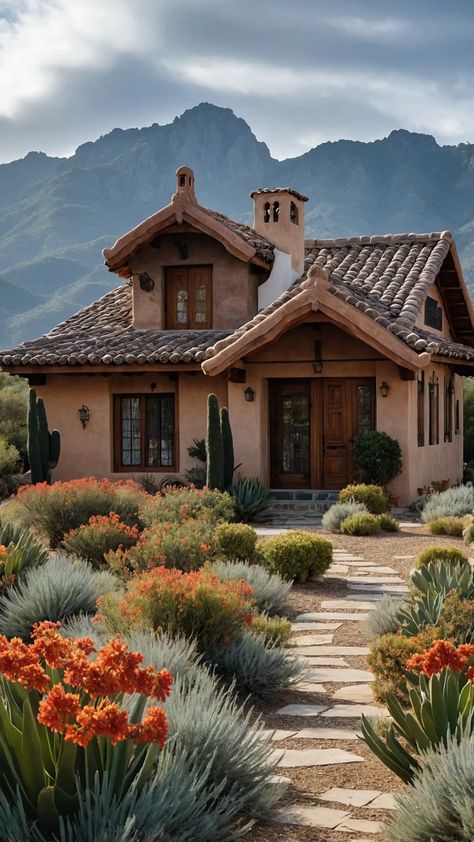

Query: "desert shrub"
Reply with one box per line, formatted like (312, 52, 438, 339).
(211, 631, 304, 696)
(377, 512, 399, 531)
(366, 594, 406, 637)
(106, 519, 216, 576)
(385, 735, 474, 842)
(0, 554, 116, 639)
(215, 522, 257, 560)
(63, 512, 140, 567)
(251, 614, 291, 646)
(142, 486, 235, 527)
(367, 630, 436, 701)
(421, 484, 474, 523)
(210, 560, 292, 616)
(0, 435, 22, 498)
(321, 501, 368, 532)
(14, 477, 145, 547)
(429, 515, 467, 536)
(415, 545, 469, 569)
(101, 566, 256, 654)
(340, 512, 380, 536)
(464, 522, 474, 545)
(0, 373, 28, 464)
(339, 483, 389, 514)
(229, 477, 272, 523)
(259, 531, 332, 582)
(437, 590, 474, 644)
(353, 430, 402, 486)
(0, 519, 48, 587)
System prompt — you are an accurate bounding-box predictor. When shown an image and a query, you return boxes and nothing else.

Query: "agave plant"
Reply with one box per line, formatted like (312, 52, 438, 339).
(229, 477, 272, 523)
(397, 587, 446, 636)
(0, 519, 48, 582)
(411, 560, 474, 600)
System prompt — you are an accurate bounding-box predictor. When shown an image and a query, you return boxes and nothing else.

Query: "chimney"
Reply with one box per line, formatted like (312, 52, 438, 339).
(251, 187, 308, 275)
(172, 165, 196, 203)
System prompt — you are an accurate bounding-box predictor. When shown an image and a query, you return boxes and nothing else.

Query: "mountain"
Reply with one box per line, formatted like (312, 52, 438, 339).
(2, 102, 474, 347)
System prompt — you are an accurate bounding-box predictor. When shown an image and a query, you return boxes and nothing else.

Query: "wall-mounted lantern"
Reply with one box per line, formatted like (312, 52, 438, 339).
(244, 386, 255, 402)
(379, 381, 390, 398)
(78, 405, 90, 428)
(313, 339, 323, 374)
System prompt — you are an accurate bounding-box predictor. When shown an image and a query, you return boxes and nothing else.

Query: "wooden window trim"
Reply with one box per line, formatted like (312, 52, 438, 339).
(165, 265, 212, 329)
(113, 393, 178, 472)
(417, 372, 425, 447)
(428, 377, 439, 446)
(444, 375, 453, 443)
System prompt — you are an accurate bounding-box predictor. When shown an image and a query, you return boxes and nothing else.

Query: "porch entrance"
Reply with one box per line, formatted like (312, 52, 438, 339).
(269, 378, 375, 490)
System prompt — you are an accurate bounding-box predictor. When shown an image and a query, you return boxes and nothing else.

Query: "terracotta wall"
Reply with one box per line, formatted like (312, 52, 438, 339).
(130, 232, 264, 329)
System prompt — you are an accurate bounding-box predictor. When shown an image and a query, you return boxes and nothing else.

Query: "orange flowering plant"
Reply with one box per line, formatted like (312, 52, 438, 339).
(106, 519, 216, 577)
(0, 620, 172, 834)
(63, 511, 140, 568)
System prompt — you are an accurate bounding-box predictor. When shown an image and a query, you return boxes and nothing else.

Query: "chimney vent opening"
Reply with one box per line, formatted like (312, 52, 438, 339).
(272, 201, 280, 222)
(290, 201, 298, 224)
(263, 202, 271, 223)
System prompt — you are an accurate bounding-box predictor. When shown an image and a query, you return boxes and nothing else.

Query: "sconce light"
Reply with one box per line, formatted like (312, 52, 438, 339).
(78, 405, 90, 429)
(313, 339, 323, 374)
(379, 381, 390, 398)
(244, 386, 255, 402)
(138, 272, 155, 292)
(312, 360, 323, 374)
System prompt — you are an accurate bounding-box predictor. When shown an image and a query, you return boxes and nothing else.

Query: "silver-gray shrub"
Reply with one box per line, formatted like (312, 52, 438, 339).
(385, 733, 474, 842)
(365, 594, 406, 638)
(421, 484, 474, 523)
(0, 554, 116, 639)
(211, 630, 306, 696)
(210, 560, 292, 615)
(321, 501, 369, 532)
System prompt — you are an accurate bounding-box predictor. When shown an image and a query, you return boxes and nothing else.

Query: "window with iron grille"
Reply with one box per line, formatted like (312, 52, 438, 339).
(114, 394, 175, 471)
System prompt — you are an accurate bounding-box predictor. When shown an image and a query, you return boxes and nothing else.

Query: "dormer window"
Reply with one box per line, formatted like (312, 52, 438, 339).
(290, 201, 298, 224)
(425, 296, 443, 331)
(166, 265, 212, 329)
(273, 201, 280, 222)
(263, 202, 271, 223)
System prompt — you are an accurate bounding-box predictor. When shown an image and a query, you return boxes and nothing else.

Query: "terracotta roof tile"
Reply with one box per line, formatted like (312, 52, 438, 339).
(204, 208, 275, 264)
(250, 187, 309, 202)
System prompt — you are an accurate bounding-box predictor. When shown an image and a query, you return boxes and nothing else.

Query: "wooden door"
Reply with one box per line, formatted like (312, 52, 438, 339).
(270, 381, 311, 488)
(322, 380, 351, 489)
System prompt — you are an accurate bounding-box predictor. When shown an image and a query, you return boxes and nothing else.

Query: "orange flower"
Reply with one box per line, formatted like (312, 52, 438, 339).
(0, 636, 50, 693)
(38, 684, 80, 732)
(132, 705, 168, 747)
(407, 639, 474, 677)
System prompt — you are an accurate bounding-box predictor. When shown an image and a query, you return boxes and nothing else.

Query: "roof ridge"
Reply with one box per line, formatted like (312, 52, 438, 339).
(305, 231, 453, 247)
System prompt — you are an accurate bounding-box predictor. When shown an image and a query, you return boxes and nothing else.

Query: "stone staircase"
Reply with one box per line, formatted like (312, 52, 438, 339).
(258, 490, 339, 525)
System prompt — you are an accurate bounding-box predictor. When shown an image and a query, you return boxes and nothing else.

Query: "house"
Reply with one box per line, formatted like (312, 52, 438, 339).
(2, 165, 474, 505)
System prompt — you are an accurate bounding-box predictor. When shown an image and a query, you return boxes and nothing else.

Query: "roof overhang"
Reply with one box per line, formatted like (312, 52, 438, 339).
(201, 265, 432, 376)
(436, 242, 474, 346)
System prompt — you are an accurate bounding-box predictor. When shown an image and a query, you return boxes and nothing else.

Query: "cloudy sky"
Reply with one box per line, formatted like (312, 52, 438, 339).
(1, 0, 474, 164)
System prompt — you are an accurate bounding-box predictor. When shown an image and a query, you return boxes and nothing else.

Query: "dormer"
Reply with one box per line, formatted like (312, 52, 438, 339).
(251, 187, 308, 275)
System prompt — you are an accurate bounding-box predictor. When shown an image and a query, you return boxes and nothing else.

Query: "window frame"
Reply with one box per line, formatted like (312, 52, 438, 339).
(444, 373, 453, 443)
(424, 296, 443, 331)
(113, 393, 177, 472)
(165, 265, 212, 330)
(428, 375, 439, 446)
(417, 371, 425, 447)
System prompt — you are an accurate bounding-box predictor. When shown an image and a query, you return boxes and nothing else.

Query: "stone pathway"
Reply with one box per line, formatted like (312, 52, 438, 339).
(265, 546, 398, 839)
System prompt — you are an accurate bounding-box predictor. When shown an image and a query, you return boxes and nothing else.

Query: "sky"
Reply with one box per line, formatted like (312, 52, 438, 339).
(1, 0, 474, 164)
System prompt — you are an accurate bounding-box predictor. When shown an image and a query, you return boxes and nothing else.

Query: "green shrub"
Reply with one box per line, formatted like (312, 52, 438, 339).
(321, 501, 369, 532)
(385, 735, 474, 842)
(210, 560, 292, 616)
(0, 554, 116, 640)
(340, 512, 380, 536)
(415, 545, 469, 569)
(377, 512, 399, 531)
(211, 631, 304, 696)
(63, 512, 140, 567)
(229, 477, 272, 522)
(339, 483, 389, 513)
(107, 519, 216, 576)
(0, 373, 28, 465)
(367, 631, 436, 701)
(421, 484, 474, 523)
(464, 522, 474, 545)
(366, 594, 405, 637)
(438, 591, 474, 644)
(353, 430, 402, 486)
(251, 614, 291, 646)
(429, 516, 467, 536)
(259, 531, 332, 582)
(142, 486, 235, 527)
(215, 523, 257, 560)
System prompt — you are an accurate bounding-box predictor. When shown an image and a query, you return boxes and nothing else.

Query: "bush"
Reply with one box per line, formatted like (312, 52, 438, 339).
(211, 631, 304, 696)
(415, 545, 469, 569)
(0, 519, 48, 588)
(102, 566, 256, 654)
(142, 486, 235, 527)
(429, 516, 467, 536)
(464, 522, 474, 545)
(0, 373, 28, 465)
(106, 519, 216, 576)
(353, 430, 402, 486)
(215, 522, 257, 560)
(0, 436, 21, 498)
(229, 477, 272, 523)
(367, 630, 436, 701)
(340, 512, 381, 536)
(438, 590, 474, 644)
(366, 594, 406, 637)
(377, 513, 399, 531)
(251, 614, 291, 646)
(259, 531, 332, 582)
(339, 483, 389, 514)
(14, 477, 145, 547)
(0, 554, 116, 639)
(63, 512, 140, 567)
(210, 560, 292, 616)
(421, 484, 474, 523)
(385, 735, 474, 842)
(321, 501, 369, 532)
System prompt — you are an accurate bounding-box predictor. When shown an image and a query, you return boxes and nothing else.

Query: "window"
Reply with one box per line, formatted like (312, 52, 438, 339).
(263, 202, 271, 223)
(114, 394, 175, 471)
(455, 398, 461, 434)
(166, 266, 212, 329)
(355, 382, 375, 436)
(425, 296, 443, 331)
(428, 375, 439, 445)
(290, 201, 298, 224)
(272, 201, 280, 222)
(444, 374, 454, 442)
(417, 372, 425, 446)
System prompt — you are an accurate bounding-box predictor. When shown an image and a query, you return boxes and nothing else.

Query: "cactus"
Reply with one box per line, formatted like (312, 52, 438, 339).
(206, 393, 224, 491)
(221, 406, 234, 489)
(27, 389, 61, 484)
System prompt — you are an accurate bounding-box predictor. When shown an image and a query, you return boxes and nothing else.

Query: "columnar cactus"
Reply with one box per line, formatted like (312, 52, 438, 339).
(27, 389, 61, 484)
(221, 406, 235, 489)
(206, 393, 224, 491)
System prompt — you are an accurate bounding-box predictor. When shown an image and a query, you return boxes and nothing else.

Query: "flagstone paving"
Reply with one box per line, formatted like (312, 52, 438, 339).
(297, 656, 350, 666)
(290, 633, 335, 646)
(333, 684, 375, 703)
(346, 576, 404, 584)
(347, 582, 408, 593)
(320, 599, 377, 610)
(296, 611, 370, 621)
(321, 704, 387, 719)
(293, 727, 359, 741)
(295, 645, 369, 657)
(319, 788, 382, 807)
(294, 681, 327, 693)
(307, 667, 374, 683)
(277, 703, 329, 717)
(274, 748, 365, 768)
(291, 621, 343, 631)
